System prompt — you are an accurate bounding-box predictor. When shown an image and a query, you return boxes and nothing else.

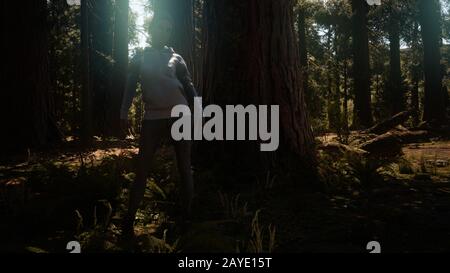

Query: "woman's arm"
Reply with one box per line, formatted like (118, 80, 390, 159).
(120, 53, 142, 120)
(175, 54, 199, 110)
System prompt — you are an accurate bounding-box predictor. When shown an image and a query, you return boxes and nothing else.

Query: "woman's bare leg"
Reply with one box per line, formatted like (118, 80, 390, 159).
(122, 120, 164, 234)
(173, 139, 194, 220)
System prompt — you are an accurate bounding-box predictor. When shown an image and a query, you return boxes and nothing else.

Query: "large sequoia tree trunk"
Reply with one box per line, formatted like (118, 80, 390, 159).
(350, 0, 373, 129)
(201, 0, 317, 183)
(1, 0, 60, 155)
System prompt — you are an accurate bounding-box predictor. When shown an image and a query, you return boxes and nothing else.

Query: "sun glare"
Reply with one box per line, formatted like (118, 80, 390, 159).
(130, 0, 152, 50)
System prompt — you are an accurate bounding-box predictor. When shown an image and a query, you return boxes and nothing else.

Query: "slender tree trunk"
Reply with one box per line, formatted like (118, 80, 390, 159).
(71, 28, 81, 136)
(351, 0, 373, 128)
(1, 0, 60, 155)
(110, 0, 129, 136)
(134, 94, 143, 135)
(334, 26, 342, 136)
(411, 68, 420, 125)
(48, 0, 62, 124)
(410, 22, 421, 126)
(418, 0, 446, 124)
(326, 28, 334, 131)
(91, 0, 114, 136)
(388, 14, 403, 115)
(343, 60, 350, 135)
(201, 0, 317, 182)
(298, 6, 310, 109)
(80, 0, 93, 146)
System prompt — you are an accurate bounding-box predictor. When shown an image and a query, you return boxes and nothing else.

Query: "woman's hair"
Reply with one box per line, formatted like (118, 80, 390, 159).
(148, 11, 174, 33)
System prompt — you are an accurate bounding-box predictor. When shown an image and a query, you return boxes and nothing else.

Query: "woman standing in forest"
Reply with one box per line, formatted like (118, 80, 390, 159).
(120, 12, 198, 238)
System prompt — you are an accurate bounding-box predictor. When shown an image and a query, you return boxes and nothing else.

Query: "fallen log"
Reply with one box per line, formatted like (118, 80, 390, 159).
(411, 121, 450, 136)
(392, 130, 430, 144)
(348, 133, 379, 147)
(359, 129, 430, 157)
(318, 142, 369, 158)
(364, 111, 412, 135)
(359, 132, 403, 157)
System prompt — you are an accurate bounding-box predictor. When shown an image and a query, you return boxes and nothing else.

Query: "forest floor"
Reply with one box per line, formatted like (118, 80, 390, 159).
(0, 136, 449, 253)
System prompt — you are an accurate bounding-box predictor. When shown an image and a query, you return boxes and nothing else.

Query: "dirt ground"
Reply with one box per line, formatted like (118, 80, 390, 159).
(403, 141, 450, 177)
(1, 139, 450, 253)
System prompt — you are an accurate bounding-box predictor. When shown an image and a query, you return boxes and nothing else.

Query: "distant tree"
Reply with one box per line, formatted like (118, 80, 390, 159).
(110, 0, 130, 136)
(387, 0, 404, 114)
(351, 0, 373, 128)
(80, 0, 93, 146)
(90, 0, 114, 135)
(370, 0, 415, 117)
(408, 21, 423, 126)
(297, 1, 310, 112)
(295, 0, 327, 129)
(418, 0, 446, 124)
